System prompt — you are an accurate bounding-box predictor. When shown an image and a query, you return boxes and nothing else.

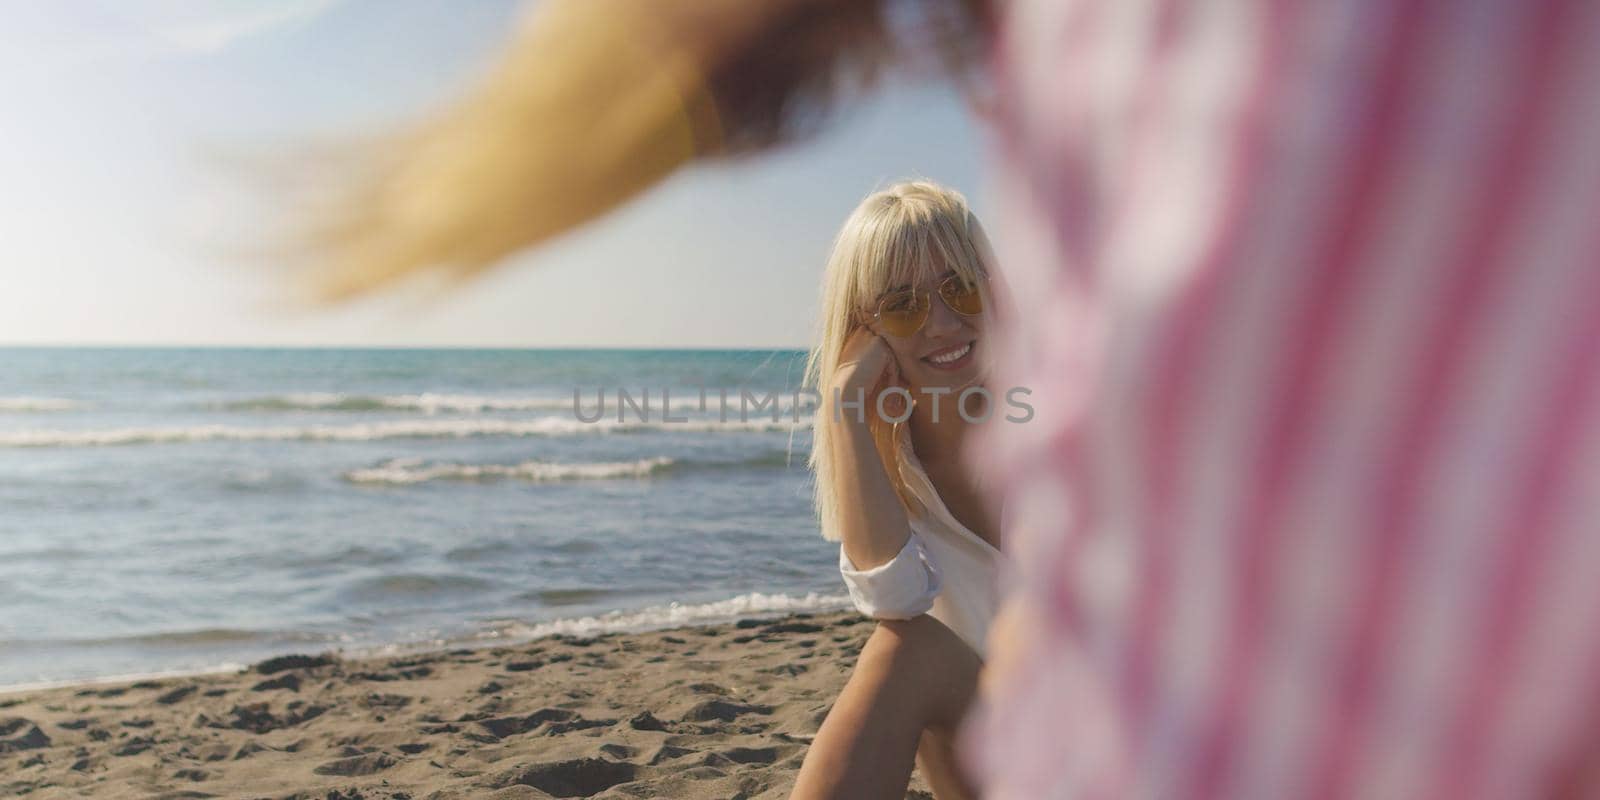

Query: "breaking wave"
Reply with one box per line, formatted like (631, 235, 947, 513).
(345, 456, 677, 485)
(0, 416, 809, 448)
(216, 392, 573, 414)
(0, 396, 82, 412)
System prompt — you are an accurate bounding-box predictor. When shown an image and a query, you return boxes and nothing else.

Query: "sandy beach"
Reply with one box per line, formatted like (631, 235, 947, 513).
(0, 610, 933, 799)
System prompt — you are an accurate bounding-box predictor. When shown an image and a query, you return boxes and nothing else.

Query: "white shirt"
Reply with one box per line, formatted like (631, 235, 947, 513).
(837, 421, 1005, 658)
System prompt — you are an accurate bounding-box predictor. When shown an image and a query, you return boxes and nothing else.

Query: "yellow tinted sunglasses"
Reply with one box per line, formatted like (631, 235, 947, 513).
(866, 274, 984, 338)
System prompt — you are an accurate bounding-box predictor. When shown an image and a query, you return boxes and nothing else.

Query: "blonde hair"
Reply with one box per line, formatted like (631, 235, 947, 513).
(293, 0, 992, 301)
(803, 180, 996, 541)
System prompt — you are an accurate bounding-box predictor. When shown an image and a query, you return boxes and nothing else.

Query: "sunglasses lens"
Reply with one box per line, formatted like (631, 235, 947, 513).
(878, 291, 929, 337)
(940, 277, 984, 315)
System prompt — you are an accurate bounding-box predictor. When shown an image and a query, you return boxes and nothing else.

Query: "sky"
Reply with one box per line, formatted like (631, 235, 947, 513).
(0, 0, 988, 349)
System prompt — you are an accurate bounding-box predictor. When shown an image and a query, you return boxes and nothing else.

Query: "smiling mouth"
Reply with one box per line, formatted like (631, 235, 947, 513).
(922, 340, 975, 370)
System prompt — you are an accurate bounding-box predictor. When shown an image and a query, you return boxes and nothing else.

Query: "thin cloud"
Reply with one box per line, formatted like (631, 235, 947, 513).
(150, 0, 344, 53)
(0, 0, 345, 72)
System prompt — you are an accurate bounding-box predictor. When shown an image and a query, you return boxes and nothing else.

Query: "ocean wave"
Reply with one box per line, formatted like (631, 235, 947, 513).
(343, 449, 802, 486)
(515, 587, 623, 607)
(345, 456, 676, 485)
(217, 467, 310, 493)
(0, 627, 342, 651)
(0, 396, 81, 412)
(216, 392, 820, 417)
(0, 591, 853, 693)
(0, 545, 93, 562)
(217, 392, 574, 414)
(0, 416, 810, 448)
(339, 573, 499, 601)
(442, 536, 601, 559)
(476, 591, 852, 641)
(265, 544, 412, 571)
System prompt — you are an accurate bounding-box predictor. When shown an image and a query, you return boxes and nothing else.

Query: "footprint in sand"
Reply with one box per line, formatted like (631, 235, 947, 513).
(721, 746, 782, 764)
(598, 742, 635, 759)
(312, 751, 398, 776)
(496, 757, 637, 798)
(0, 718, 51, 753)
(648, 744, 695, 765)
(155, 686, 197, 705)
(682, 699, 774, 723)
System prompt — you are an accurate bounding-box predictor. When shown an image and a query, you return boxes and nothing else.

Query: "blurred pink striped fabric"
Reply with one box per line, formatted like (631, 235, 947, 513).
(959, 1, 1600, 798)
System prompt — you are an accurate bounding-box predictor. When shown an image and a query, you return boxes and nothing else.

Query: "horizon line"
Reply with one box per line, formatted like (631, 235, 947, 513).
(0, 342, 812, 352)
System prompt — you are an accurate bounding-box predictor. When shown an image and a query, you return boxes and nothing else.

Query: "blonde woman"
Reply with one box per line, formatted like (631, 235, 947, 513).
(791, 181, 1006, 800)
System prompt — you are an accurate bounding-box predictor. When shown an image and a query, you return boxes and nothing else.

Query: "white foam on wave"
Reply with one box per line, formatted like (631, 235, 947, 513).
(345, 456, 676, 485)
(0, 591, 853, 693)
(223, 392, 575, 414)
(0, 396, 81, 412)
(0, 416, 810, 448)
(0, 662, 249, 697)
(478, 591, 853, 642)
(223, 392, 821, 417)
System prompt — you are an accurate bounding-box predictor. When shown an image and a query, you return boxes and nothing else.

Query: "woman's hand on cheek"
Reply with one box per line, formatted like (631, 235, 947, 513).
(833, 326, 911, 424)
(875, 349, 911, 420)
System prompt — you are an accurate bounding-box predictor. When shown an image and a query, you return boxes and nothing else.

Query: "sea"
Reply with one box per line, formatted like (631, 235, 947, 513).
(0, 347, 846, 689)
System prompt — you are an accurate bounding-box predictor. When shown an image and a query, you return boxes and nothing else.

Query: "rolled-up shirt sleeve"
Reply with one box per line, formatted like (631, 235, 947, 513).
(838, 533, 942, 619)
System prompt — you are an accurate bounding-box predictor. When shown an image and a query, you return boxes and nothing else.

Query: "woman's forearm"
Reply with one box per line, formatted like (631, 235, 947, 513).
(832, 413, 912, 571)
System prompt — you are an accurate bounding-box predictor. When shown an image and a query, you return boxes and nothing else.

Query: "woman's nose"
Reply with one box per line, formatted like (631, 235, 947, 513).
(922, 290, 964, 339)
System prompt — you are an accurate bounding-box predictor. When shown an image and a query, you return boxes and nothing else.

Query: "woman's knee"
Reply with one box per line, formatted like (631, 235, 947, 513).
(917, 727, 978, 800)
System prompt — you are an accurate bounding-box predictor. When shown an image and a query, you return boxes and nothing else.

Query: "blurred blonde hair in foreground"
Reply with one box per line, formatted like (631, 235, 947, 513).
(294, 0, 992, 301)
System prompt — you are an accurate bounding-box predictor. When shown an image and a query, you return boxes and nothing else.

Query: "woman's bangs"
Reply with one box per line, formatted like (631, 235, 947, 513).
(846, 226, 915, 313)
(930, 223, 988, 287)
(906, 213, 988, 291)
(844, 191, 989, 318)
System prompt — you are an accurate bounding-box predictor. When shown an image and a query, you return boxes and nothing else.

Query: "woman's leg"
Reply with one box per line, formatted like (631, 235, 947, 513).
(789, 615, 983, 800)
(916, 725, 980, 800)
